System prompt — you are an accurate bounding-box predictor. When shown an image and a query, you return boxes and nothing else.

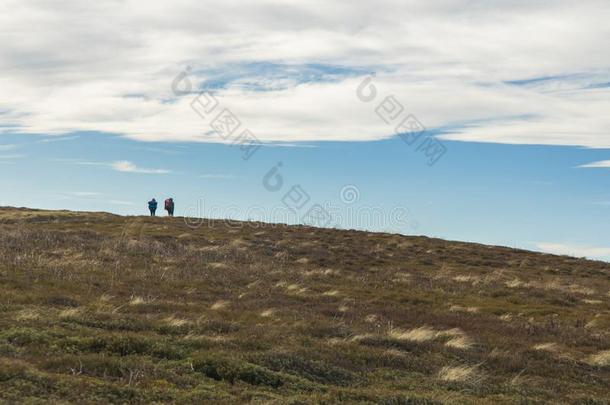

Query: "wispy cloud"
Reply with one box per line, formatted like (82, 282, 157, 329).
(0, 1, 608, 147)
(261, 143, 317, 148)
(111, 160, 169, 174)
(0, 144, 16, 150)
(53, 191, 135, 206)
(0, 154, 24, 159)
(52, 158, 106, 167)
(54, 158, 169, 174)
(535, 242, 610, 261)
(64, 191, 103, 197)
(577, 160, 610, 168)
(37, 135, 80, 144)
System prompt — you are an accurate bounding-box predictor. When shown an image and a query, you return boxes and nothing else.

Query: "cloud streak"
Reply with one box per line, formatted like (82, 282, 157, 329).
(64, 191, 103, 197)
(111, 160, 169, 174)
(54, 158, 169, 174)
(578, 160, 610, 168)
(536, 242, 610, 261)
(53, 191, 135, 206)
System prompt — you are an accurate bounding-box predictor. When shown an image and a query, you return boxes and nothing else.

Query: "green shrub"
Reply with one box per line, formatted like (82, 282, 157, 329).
(67, 313, 155, 332)
(0, 359, 28, 382)
(60, 334, 185, 359)
(192, 355, 283, 388)
(255, 352, 356, 386)
(378, 396, 443, 405)
(0, 342, 20, 356)
(0, 328, 52, 347)
(196, 319, 241, 334)
(41, 354, 136, 379)
(45, 295, 79, 307)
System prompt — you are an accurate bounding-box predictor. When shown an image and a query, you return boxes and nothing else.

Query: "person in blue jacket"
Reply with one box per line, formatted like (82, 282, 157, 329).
(148, 198, 158, 216)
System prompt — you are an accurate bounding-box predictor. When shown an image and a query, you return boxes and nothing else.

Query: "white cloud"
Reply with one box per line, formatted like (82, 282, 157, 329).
(52, 158, 106, 166)
(578, 160, 610, 168)
(535, 242, 610, 261)
(107, 200, 135, 206)
(37, 135, 80, 143)
(0, 154, 24, 159)
(53, 191, 135, 206)
(260, 143, 317, 148)
(65, 191, 102, 197)
(54, 158, 169, 174)
(0, 144, 16, 150)
(111, 160, 169, 174)
(0, 0, 609, 147)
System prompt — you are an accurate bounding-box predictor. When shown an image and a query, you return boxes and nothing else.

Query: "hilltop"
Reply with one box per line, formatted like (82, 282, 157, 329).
(0, 207, 608, 404)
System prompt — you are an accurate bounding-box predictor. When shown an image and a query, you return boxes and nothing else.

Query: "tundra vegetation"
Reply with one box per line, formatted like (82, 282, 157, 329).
(0, 207, 608, 404)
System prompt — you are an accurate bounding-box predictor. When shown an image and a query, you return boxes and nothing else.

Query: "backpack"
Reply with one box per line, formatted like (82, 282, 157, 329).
(165, 199, 173, 210)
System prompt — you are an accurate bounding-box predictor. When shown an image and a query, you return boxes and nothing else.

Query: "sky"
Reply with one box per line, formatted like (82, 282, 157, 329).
(1, 0, 609, 260)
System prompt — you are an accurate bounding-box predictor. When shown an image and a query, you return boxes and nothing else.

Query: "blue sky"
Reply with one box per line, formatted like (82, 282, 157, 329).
(1, 0, 609, 260)
(1, 131, 609, 260)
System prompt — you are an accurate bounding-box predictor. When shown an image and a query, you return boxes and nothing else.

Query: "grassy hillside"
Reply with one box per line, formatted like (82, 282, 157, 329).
(0, 207, 608, 404)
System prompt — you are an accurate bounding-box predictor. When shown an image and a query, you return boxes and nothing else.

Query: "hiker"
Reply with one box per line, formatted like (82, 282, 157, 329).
(164, 198, 175, 217)
(148, 198, 157, 216)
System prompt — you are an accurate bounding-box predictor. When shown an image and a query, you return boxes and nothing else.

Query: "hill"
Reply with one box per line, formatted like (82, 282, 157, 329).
(0, 207, 608, 404)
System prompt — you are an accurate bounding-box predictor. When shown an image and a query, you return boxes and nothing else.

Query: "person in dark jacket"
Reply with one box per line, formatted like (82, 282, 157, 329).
(148, 198, 158, 216)
(164, 198, 174, 217)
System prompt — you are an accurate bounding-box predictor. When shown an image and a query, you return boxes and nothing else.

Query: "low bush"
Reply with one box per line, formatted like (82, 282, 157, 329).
(192, 354, 284, 388)
(254, 352, 356, 386)
(60, 334, 185, 359)
(0, 327, 52, 347)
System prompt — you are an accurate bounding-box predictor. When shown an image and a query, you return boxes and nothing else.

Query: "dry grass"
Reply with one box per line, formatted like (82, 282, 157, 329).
(437, 365, 481, 383)
(129, 296, 146, 306)
(587, 350, 610, 367)
(163, 316, 189, 327)
(489, 348, 511, 359)
(260, 309, 275, 318)
(532, 342, 559, 352)
(210, 300, 230, 310)
(583, 299, 603, 305)
(453, 274, 481, 284)
(449, 305, 479, 313)
(505, 278, 524, 288)
(438, 328, 465, 337)
(445, 335, 474, 350)
(392, 272, 411, 283)
(14, 308, 41, 321)
(388, 326, 438, 342)
(0, 207, 608, 404)
(99, 293, 113, 302)
(58, 308, 80, 318)
(364, 314, 381, 324)
(322, 289, 340, 296)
